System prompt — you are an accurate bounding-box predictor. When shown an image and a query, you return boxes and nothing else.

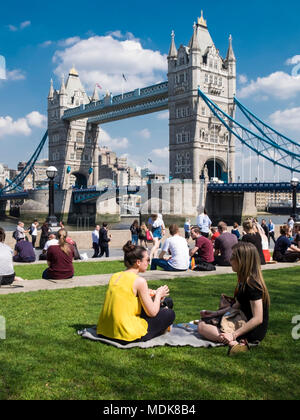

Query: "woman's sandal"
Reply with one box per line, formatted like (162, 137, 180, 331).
(228, 340, 250, 356)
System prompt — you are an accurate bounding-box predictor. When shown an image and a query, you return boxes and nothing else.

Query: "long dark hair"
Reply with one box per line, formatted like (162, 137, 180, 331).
(123, 241, 146, 268)
(0, 227, 5, 243)
(231, 242, 270, 307)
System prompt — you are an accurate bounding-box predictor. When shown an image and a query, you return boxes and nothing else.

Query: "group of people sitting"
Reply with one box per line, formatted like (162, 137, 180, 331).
(0, 225, 78, 284)
(96, 239, 270, 355)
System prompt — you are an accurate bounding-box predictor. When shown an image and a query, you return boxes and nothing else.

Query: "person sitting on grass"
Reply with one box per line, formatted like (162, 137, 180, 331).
(97, 241, 175, 345)
(242, 220, 266, 265)
(42, 229, 75, 280)
(150, 224, 189, 272)
(0, 227, 24, 285)
(273, 225, 300, 263)
(190, 227, 214, 266)
(198, 242, 270, 355)
(213, 222, 238, 266)
(13, 238, 36, 263)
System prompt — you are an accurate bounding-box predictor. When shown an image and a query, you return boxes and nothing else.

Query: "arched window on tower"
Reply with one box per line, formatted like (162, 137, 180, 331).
(76, 132, 84, 143)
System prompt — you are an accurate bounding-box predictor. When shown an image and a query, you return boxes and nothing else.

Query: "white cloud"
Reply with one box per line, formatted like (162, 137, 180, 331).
(238, 74, 248, 85)
(157, 111, 169, 120)
(269, 107, 300, 133)
(40, 40, 53, 48)
(0, 111, 47, 139)
(98, 128, 129, 150)
(52, 33, 167, 93)
(137, 128, 151, 139)
(8, 21, 31, 31)
(26, 111, 47, 128)
(0, 116, 31, 138)
(238, 71, 300, 100)
(20, 21, 31, 29)
(6, 69, 26, 81)
(151, 147, 169, 159)
(286, 55, 300, 65)
(58, 37, 81, 47)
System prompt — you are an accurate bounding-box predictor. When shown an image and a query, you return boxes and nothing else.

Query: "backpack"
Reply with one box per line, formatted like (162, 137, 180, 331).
(29, 225, 34, 235)
(12, 230, 18, 240)
(193, 262, 216, 272)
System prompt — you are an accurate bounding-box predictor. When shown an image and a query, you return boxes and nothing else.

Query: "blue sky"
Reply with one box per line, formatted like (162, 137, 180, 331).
(1, 0, 300, 181)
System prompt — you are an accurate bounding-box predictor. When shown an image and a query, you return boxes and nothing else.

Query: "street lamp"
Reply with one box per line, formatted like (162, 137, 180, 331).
(290, 178, 299, 221)
(46, 166, 58, 227)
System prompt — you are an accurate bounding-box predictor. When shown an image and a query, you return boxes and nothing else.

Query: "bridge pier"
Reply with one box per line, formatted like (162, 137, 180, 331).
(206, 191, 257, 225)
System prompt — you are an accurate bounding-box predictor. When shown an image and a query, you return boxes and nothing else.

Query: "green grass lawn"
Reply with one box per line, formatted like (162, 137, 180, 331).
(14, 260, 125, 280)
(0, 267, 300, 400)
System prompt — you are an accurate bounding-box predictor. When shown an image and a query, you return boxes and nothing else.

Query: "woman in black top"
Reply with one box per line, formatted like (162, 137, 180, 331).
(241, 220, 266, 265)
(198, 242, 270, 355)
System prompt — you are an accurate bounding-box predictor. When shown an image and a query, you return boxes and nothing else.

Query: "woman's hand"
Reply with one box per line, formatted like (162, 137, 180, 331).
(200, 311, 216, 319)
(156, 285, 170, 300)
(218, 332, 235, 345)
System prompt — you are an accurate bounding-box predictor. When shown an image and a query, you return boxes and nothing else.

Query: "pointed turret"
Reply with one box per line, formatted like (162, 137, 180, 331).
(190, 22, 201, 51)
(168, 30, 177, 59)
(226, 35, 236, 62)
(91, 85, 99, 102)
(48, 78, 54, 99)
(59, 75, 66, 95)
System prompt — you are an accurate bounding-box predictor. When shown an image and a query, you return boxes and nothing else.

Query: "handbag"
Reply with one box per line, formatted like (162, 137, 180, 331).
(146, 231, 153, 242)
(220, 309, 248, 334)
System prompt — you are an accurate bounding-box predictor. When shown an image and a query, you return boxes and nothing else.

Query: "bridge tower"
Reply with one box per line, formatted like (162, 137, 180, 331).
(47, 67, 99, 189)
(168, 12, 236, 182)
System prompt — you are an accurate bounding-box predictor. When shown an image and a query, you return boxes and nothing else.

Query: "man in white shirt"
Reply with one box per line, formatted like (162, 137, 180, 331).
(92, 225, 100, 258)
(150, 224, 189, 272)
(30, 219, 39, 249)
(39, 233, 59, 260)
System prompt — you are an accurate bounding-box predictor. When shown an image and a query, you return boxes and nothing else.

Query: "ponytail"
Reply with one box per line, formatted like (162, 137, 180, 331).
(57, 229, 71, 255)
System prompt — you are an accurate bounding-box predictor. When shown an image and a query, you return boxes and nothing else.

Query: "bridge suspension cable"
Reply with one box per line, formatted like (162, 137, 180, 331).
(198, 88, 300, 174)
(0, 130, 48, 194)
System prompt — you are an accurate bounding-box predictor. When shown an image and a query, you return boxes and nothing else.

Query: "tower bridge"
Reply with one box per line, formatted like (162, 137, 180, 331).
(1, 12, 299, 223)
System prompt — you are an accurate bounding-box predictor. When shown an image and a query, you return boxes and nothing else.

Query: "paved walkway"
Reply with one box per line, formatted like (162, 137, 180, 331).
(1, 262, 298, 295)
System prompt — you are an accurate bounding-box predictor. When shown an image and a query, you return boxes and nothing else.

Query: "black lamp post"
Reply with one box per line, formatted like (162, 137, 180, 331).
(46, 166, 58, 227)
(291, 178, 299, 222)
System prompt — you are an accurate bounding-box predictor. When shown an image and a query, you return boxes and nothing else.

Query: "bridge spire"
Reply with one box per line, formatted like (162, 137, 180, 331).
(48, 78, 54, 99)
(91, 85, 99, 102)
(168, 30, 177, 59)
(226, 34, 236, 62)
(59, 75, 66, 95)
(190, 22, 201, 51)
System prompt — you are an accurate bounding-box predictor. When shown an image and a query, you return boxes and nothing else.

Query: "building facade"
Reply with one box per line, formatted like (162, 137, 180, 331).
(47, 68, 99, 189)
(168, 12, 236, 183)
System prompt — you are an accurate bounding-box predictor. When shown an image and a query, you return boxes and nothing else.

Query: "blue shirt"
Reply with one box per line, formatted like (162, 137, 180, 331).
(274, 236, 291, 255)
(197, 214, 212, 234)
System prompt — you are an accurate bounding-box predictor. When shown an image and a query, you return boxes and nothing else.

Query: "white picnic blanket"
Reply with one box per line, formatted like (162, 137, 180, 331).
(78, 324, 223, 349)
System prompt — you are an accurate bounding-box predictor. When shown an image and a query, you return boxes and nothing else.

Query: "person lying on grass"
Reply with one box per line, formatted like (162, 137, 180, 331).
(97, 241, 175, 345)
(198, 242, 270, 355)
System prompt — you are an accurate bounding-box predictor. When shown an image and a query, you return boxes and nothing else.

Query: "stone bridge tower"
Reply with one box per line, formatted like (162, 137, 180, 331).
(47, 67, 99, 190)
(168, 12, 236, 183)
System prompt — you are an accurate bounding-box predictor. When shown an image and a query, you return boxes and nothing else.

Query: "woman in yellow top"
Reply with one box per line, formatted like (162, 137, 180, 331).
(97, 241, 175, 344)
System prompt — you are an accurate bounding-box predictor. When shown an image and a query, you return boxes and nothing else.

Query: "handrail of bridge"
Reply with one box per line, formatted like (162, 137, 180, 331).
(0, 130, 48, 195)
(87, 97, 168, 123)
(234, 97, 300, 150)
(198, 88, 300, 173)
(62, 82, 169, 120)
(207, 182, 300, 193)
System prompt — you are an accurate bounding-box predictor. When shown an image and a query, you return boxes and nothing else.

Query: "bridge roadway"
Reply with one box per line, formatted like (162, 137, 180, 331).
(62, 81, 169, 124)
(1, 182, 299, 203)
